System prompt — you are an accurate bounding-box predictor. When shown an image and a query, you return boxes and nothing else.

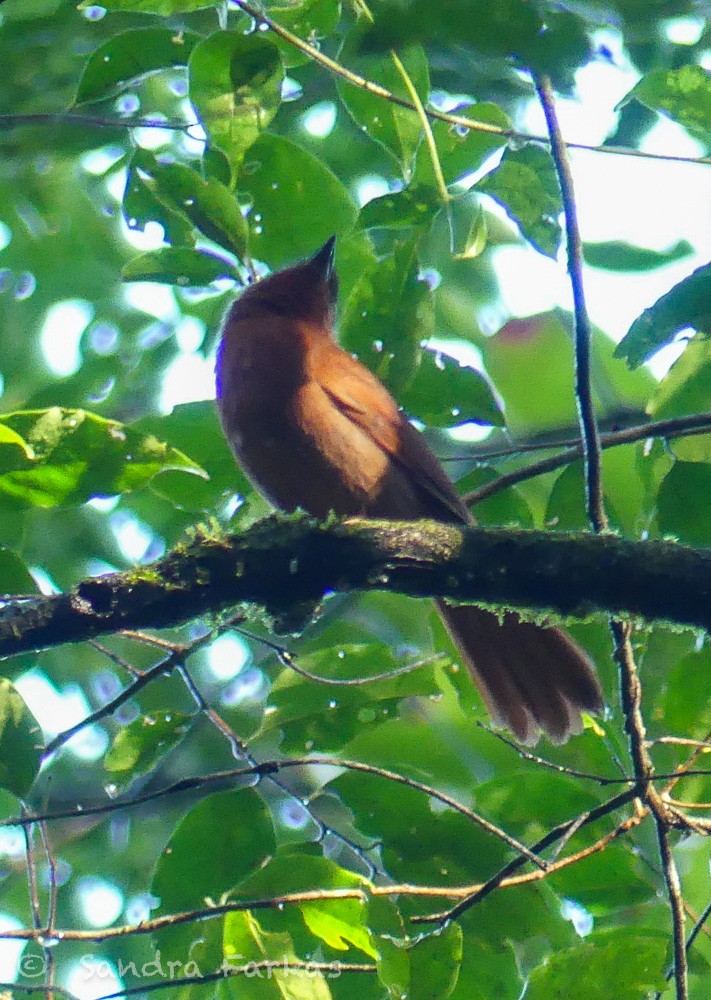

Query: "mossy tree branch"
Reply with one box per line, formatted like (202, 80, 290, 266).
(0, 512, 709, 659)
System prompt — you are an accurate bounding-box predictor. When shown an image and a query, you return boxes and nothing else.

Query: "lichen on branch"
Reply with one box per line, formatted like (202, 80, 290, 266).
(0, 511, 708, 659)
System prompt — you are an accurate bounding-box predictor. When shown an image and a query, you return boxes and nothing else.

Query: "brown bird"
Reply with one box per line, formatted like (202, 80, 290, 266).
(216, 237, 603, 743)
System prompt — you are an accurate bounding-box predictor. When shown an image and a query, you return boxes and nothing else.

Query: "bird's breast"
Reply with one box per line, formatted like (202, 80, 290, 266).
(216, 342, 392, 516)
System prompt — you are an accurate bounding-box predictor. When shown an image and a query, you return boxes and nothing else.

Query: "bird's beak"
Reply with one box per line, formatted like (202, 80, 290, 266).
(310, 235, 337, 279)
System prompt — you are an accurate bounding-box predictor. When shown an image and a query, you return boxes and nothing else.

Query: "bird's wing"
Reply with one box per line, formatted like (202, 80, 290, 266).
(317, 349, 471, 524)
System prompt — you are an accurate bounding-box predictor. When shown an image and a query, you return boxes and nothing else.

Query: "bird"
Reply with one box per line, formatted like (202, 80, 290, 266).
(215, 236, 604, 744)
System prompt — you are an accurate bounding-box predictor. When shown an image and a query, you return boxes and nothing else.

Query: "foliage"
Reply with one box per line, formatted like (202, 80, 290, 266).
(0, 1, 710, 999)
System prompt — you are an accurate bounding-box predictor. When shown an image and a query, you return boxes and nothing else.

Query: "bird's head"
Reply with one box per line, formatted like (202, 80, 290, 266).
(229, 236, 339, 329)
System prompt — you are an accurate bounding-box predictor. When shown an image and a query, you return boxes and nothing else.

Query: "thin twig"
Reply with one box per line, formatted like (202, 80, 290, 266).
(21, 810, 54, 1000)
(390, 50, 450, 204)
(284, 649, 447, 687)
(680, 898, 711, 962)
(536, 73, 687, 999)
(37, 820, 58, 1000)
(535, 76, 605, 532)
(0, 962, 374, 1000)
(480, 724, 627, 784)
(44, 620, 240, 756)
(230, 0, 711, 169)
(43, 654, 176, 757)
(21, 812, 43, 932)
(88, 639, 144, 679)
(102, 960, 375, 1000)
(462, 411, 711, 506)
(4, 755, 546, 867)
(174, 653, 382, 877)
(0, 984, 74, 999)
(0, 112, 190, 132)
(0, 805, 637, 944)
(411, 786, 638, 923)
(662, 725, 711, 798)
(0, 791, 647, 944)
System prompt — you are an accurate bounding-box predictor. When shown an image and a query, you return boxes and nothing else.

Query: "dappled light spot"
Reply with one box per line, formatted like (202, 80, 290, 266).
(14, 271, 36, 301)
(39, 299, 93, 376)
(67, 957, 123, 1000)
(77, 877, 124, 928)
(207, 632, 251, 681)
(302, 100, 337, 137)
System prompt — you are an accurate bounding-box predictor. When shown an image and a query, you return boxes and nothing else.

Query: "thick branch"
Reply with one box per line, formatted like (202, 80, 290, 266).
(0, 514, 710, 658)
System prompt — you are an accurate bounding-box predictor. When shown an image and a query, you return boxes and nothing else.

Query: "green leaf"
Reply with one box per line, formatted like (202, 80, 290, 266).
(104, 710, 192, 791)
(481, 313, 577, 436)
(658, 462, 711, 545)
(615, 261, 711, 368)
(337, 23, 429, 180)
(552, 841, 657, 912)
(122, 247, 239, 285)
(649, 332, 711, 421)
(413, 102, 510, 188)
(135, 400, 255, 513)
(0, 547, 38, 596)
(152, 789, 276, 970)
(546, 448, 645, 536)
(124, 149, 196, 248)
(189, 31, 284, 180)
(0, 678, 43, 798)
(372, 919, 463, 1000)
(408, 923, 463, 1000)
(80, 0, 218, 12)
(523, 9, 593, 90)
(128, 151, 248, 257)
(448, 193, 488, 260)
(358, 185, 442, 231)
(584, 239, 694, 271)
(326, 722, 510, 883)
(621, 65, 711, 138)
(261, 643, 441, 753)
(0, 408, 206, 510)
(223, 911, 333, 999)
(525, 928, 666, 999)
(340, 237, 433, 397)
(483, 311, 651, 437)
(236, 852, 377, 958)
(455, 466, 533, 528)
(662, 646, 711, 737)
(399, 347, 503, 427)
(478, 145, 562, 258)
(238, 133, 359, 267)
(361, 0, 541, 59)
(265, 0, 342, 69)
(0, 422, 34, 459)
(74, 28, 200, 105)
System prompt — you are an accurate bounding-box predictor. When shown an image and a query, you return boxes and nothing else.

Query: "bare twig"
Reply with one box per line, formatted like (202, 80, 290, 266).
(43, 652, 178, 757)
(536, 73, 687, 999)
(535, 77, 605, 532)
(463, 411, 711, 506)
(283, 649, 447, 686)
(37, 820, 58, 1000)
(1, 962, 375, 1000)
(21, 811, 54, 1000)
(411, 786, 638, 923)
(21, 812, 43, 932)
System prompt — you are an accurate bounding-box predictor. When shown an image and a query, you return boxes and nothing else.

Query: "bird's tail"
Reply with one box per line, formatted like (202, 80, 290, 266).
(435, 601, 604, 744)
